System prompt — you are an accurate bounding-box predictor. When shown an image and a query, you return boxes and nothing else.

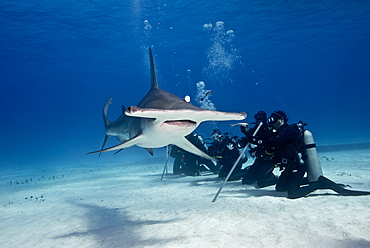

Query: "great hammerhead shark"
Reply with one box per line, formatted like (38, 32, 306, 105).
(89, 48, 246, 160)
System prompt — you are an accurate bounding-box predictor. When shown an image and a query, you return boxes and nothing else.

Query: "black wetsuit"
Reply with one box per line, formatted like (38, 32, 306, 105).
(240, 122, 278, 187)
(215, 137, 247, 181)
(208, 141, 223, 159)
(267, 123, 332, 198)
(268, 124, 370, 198)
(207, 140, 224, 172)
(265, 123, 310, 198)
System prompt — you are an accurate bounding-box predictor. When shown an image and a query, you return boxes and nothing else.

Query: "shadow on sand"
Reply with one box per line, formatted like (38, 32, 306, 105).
(54, 202, 175, 247)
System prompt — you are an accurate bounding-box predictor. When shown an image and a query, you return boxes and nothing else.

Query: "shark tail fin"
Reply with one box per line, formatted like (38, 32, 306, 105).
(148, 47, 159, 89)
(103, 97, 113, 127)
(100, 97, 113, 157)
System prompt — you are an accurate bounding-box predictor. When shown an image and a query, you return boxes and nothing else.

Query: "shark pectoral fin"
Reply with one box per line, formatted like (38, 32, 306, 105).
(175, 137, 215, 161)
(126, 106, 247, 122)
(87, 133, 143, 154)
(145, 148, 154, 156)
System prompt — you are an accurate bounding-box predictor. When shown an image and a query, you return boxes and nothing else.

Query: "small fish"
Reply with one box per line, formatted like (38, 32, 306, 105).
(200, 90, 211, 101)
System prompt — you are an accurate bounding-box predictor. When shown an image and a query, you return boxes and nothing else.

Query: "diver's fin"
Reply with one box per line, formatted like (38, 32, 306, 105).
(318, 176, 370, 196)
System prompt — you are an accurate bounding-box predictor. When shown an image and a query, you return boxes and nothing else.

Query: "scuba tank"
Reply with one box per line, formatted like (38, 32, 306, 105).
(294, 121, 323, 182)
(295, 121, 370, 196)
(303, 129, 323, 182)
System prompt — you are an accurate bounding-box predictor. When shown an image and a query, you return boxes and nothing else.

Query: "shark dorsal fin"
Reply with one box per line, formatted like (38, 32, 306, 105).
(148, 47, 159, 89)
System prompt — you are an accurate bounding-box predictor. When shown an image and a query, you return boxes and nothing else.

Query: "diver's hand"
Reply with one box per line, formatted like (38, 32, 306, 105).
(226, 143, 234, 150)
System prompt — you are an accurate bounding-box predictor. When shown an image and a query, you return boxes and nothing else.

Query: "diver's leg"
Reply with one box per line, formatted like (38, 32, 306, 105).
(228, 161, 244, 181)
(184, 158, 199, 176)
(173, 158, 182, 175)
(287, 164, 321, 199)
(256, 160, 278, 188)
(242, 160, 260, 185)
(275, 169, 291, 192)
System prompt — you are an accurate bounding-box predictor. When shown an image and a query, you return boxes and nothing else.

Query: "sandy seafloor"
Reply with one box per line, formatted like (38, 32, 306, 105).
(1, 146, 370, 248)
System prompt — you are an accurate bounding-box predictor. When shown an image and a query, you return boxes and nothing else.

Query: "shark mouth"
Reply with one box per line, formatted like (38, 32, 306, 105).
(163, 120, 197, 127)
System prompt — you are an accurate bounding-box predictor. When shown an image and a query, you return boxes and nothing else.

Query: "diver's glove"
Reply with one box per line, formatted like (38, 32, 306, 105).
(226, 143, 235, 150)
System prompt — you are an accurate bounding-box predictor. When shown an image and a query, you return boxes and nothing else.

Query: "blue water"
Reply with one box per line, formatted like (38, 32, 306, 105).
(1, 0, 370, 169)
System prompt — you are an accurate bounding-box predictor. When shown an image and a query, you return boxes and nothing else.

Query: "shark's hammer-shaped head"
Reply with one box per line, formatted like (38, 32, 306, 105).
(125, 106, 200, 148)
(125, 105, 246, 151)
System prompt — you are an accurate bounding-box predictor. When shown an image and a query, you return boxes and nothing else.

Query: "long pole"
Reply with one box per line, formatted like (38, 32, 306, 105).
(212, 121, 263, 202)
(161, 145, 171, 181)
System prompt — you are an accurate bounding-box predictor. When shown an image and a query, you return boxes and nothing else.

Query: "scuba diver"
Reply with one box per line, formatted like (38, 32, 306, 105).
(207, 129, 224, 167)
(266, 110, 303, 197)
(170, 132, 218, 176)
(208, 129, 247, 181)
(266, 110, 370, 199)
(239, 111, 278, 188)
